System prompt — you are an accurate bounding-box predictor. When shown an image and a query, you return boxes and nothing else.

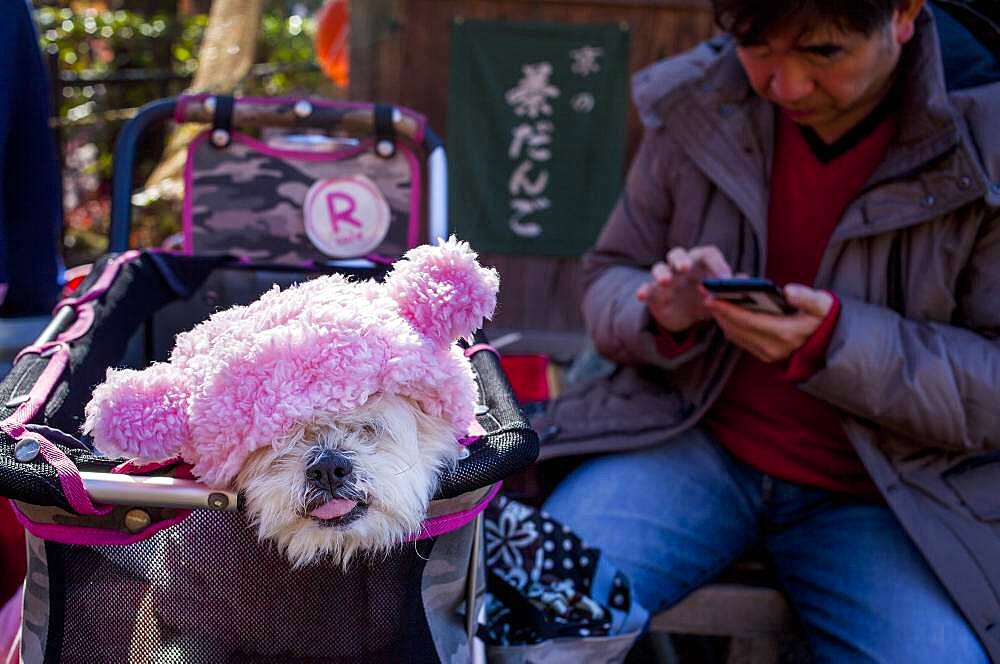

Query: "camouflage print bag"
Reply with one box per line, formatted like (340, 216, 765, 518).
(184, 130, 424, 264)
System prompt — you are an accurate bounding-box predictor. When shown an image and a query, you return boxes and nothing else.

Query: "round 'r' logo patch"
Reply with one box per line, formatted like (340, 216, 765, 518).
(303, 174, 391, 258)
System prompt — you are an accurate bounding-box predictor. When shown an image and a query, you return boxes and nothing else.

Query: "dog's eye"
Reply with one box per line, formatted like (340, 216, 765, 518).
(358, 422, 381, 437)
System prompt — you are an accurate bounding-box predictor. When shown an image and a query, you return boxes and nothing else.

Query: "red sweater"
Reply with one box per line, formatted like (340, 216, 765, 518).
(704, 107, 896, 497)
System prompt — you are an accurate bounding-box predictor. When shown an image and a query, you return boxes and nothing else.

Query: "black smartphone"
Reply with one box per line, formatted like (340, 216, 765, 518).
(702, 277, 797, 315)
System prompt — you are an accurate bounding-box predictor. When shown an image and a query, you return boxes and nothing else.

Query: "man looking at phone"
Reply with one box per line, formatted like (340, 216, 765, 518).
(542, 1, 1000, 660)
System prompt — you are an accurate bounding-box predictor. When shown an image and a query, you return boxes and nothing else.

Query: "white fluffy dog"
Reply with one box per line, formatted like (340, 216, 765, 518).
(84, 238, 499, 567)
(236, 394, 460, 566)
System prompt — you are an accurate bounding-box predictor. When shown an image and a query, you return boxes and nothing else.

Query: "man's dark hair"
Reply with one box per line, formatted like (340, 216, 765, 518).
(712, 0, 910, 44)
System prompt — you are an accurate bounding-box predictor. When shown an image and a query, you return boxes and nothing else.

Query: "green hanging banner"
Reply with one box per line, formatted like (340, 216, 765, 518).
(447, 20, 630, 257)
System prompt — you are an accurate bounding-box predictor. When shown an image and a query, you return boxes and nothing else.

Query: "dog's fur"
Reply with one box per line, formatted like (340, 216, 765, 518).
(236, 394, 461, 567)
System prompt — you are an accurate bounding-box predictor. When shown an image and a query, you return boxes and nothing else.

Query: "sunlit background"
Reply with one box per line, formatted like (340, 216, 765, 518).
(34, 1, 338, 266)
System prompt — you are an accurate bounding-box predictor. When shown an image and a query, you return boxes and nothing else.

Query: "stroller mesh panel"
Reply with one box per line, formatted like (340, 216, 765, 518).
(436, 336, 538, 499)
(47, 510, 442, 663)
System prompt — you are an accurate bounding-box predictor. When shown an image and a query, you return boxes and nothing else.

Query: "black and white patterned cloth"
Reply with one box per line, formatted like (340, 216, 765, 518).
(482, 495, 643, 648)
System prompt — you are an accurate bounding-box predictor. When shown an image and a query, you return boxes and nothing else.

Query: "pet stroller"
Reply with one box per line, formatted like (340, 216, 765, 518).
(0, 96, 538, 663)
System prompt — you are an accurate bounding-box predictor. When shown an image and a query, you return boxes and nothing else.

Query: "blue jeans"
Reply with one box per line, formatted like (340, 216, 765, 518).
(543, 428, 988, 663)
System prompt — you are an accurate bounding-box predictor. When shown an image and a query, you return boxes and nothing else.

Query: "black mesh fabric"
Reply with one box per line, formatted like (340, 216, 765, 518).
(42, 510, 444, 663)
(436, 334, 539, 500)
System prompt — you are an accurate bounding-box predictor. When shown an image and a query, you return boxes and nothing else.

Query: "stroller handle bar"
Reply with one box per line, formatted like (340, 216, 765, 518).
(178, 97, 425, 140)
(79, 471, 241, 512)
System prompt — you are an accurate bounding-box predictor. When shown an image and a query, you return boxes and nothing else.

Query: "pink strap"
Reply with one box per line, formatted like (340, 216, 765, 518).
(464, 343, 499, 358)
(408, 481, 502, 541)
(2, 344, 70, 434)
(55, 304, 96, 344)
(35, 433, 111, 516)
(3, 250, 143, 514)
(54, 250, 140, 311)
(0, 351, 110, 515)
(2, 347, 111, 517)
(1, 358, 111, 516)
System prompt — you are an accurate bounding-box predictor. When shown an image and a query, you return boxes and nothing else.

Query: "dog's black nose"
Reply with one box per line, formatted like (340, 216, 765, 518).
(305, 451, 354, 491)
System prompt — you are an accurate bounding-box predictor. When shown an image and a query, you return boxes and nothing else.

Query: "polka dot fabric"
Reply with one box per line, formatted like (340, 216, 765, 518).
(481, 495, 644, 651)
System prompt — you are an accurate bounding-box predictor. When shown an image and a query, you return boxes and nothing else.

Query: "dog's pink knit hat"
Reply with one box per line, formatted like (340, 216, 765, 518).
(83, 237, 499, 488)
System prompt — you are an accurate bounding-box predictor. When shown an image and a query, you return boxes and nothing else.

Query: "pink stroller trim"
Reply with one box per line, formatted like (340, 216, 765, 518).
(0, 586, 20, 664)
(409, 481, 502, 541)
(12, 504, 190, 547)
(13, 457, 192, 545)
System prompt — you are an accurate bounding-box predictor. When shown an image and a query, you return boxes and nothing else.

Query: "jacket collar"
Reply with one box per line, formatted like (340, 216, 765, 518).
(654, 7, 988, 244)
(867, 8, 961, 184)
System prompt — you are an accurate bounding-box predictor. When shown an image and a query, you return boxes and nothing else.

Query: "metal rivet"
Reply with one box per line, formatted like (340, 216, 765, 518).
(921, 194, 936, 208)
(207, 493, 229, 510)
(124, 509, 152, 533)
(211, 128, 230, 147)
(457, 446, 471, 460)
(474, 404, 489, 416)
(5, 395, 30, 408)
(957, 175, 972, 190)
(14, 438, 40, 463)
(375, 139, 395, 157)
(293, 100, 313, 118)
(203, 96, 217, 113)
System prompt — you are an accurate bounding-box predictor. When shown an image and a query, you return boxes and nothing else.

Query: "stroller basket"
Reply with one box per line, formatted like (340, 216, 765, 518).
(1, 251, 537, 664)
(0, 97, 538, 664)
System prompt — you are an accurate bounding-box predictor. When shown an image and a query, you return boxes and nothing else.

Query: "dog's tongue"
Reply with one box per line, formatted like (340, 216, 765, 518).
(310, 498, 357, 520)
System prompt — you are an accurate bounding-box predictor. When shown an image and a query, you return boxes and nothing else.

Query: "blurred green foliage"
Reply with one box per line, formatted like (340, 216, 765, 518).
(37, 7, 326, 116)
(35, 5, 332, 265)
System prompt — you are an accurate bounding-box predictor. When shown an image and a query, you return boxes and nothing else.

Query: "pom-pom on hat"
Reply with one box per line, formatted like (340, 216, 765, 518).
(84, 237, 499, 488)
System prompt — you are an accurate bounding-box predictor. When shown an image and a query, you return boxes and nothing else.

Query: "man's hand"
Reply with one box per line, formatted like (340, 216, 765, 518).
(704, 284, 834, 363)
(636, 246, 733, 333)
